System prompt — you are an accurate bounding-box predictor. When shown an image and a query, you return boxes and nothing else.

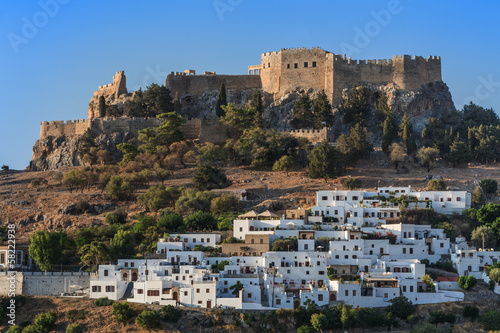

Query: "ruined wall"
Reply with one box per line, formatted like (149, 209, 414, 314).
(286, 127, 335, 145)
(40, 119, 91, 139)
(88, 71, 128, 118)
(165, 73, 262, 97)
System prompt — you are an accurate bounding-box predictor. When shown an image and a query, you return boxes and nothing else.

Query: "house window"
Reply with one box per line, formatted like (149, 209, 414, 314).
(312, 61, 317, 67)
(193, 238, 196, 243)
(247, 293, 252, 298)
(131, 262, 134, 267)
(335, 255, 339, 259)
(206, 289, 210, 293)
(352, 196, 358, 201)
(260, 239, 263, 244)
(306, 271, 310, 275)
(304, 244, 308, 250)
(268, 62, 270, 68)
(184, 291, 188, 296)
(354, 212, 358, 217)
(201, 238, 204, 243)
(345, 290, 349, 296)
(410, 248, 413, 254)
(294, 63, 298, 68)
(239, 227, 243, 232)
(224, 281, 228, 285)
(196, 289, 200, 293)
(287, 270, 291, 274)
(287, 64, 290, 69)
(124, 262, 128, 267)
(198, 300, 202, 304)
(384, 293, 388, 298)
(276, 299, 281, 305)
(403, 286, 407, 292)
(440, 243, 444, 248)
(251, 239, 254, 244)
(92, 286, 101, 292)
(457, 197, 461, 201)
(304, 62, 308, 67)
(104, 270, 108, 276)
(353, 290, 356, 296)
(322, 196, 327, 201)
(224, 288, 228, 293)
(319, 271, 325, 275)
(318, 294, 323, 301)
(106, 286, 115, 292)
(410, 286, 414, 292)
(403, 248, 407, 254)
(0, 253, 4, 264)
(147, 290, 160, 296)
(345, 255, 348, 259)
(137, 289, 143, 294)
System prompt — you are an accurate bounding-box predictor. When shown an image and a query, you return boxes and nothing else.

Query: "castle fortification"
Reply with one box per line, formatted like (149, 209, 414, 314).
(87, 71, 129, 118)
(166, 47, 441, 104)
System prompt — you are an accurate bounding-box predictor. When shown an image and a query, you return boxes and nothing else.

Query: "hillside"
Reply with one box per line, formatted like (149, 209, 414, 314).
(2, 152, 499, 241)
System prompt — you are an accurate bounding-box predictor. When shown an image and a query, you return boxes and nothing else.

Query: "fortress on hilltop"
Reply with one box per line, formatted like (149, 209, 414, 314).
(166, 47, 442, 104)
(39, 47, 442, 144)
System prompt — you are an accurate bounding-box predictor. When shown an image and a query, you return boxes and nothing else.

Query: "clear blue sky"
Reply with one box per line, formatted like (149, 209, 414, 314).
(1, 1, 499, 169)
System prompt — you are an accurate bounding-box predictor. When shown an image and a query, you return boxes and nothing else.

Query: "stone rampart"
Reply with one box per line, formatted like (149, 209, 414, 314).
(165, 73, 262, 97)
(286, 127, 335, 145)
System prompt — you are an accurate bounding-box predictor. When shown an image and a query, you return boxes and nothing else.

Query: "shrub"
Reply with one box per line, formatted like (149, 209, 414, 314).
(193, 164, 231, 191)
(66, 309, 86, 321)
(342, 177, 362, 190)
(480, 179, 498, 194)
(66, 323, 83, 333)
(157, 211, 184, 231)
(106, 175, 135, 201)
(6, 326, 23, 333)
(161, 305, 181, 323)
(272, 155, 297, 174)
(105, 207, 128, 225)
(462, 305, 479, 320)
(490, 279, 497, 290)
(112, 302, 133, 322)
(95, 297, 113, 306)
(136, 310, 161, 330)
(34, 312, 57, 333)
(480, 310, 500, 331)
(427, 179, 447, 191)
(1, 165, 9, 171)
(272, 237, 298, 251)
(210, 194, 239, 214)
(458, 275, 477, 290)
(31, 177, 48, 187)
(297, 325, 316, 333)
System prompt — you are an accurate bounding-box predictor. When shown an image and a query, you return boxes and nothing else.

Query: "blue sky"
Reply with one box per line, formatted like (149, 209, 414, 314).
(1, 0, 499, 169)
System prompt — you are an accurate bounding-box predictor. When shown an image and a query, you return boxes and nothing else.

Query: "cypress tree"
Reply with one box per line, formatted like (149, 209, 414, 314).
(399, 114, 417, 154)
(216, 83, 227, 118)
(290, 93, 314, 128)
(98, 95, 106, 118)
(312, 90, 334, 129)
(250, 89, 263, 128)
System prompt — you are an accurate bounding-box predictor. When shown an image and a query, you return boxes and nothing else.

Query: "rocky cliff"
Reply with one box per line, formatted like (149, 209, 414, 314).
(31, 132, 134, 171)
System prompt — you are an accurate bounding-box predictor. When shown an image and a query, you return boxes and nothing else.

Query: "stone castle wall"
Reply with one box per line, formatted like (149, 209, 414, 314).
(250, 47, 442, 104)
(88, 71, 129, 118)
(286, 127, 335, 145)
(39, 117, 228, 145)
(165, 72, 262, 97)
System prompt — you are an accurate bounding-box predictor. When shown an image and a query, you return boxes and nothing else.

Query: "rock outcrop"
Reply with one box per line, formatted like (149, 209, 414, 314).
(31, 132, 134, 171)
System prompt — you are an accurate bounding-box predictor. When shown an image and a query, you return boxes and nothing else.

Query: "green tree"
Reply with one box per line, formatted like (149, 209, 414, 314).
(399, 114, 417, 154)
(421, 117, 445, 149)
(458, 275, 477, 290)
(272, 155, 297, 175)
(137, 185, 171, 213)
(123, 88, 146, 117)
(307, 141, 344, 181)
(184, 211, 217, 231)
(117, 143, 139, 162)
(489, 268, 500, 283)
(390, 142, 407, 170)
(341, 304, 359, 329)
(297, 326, 316, 333)
(472, 186, 486, 206)
(98, 95, 106, 118)
(175, 189, 216, 214)
(312, 90, 334, 129)
(417, 147, 440, 172)
(446, 140, 471, 166)
(387, 296, 415, 320)
(106, 175, 135, 201)
(221, 104, 258, 137)
(210, 194, 239, 214)
(462, 305, 480, 321)
(310, 313, 328, 331)
(161, 305, 181, 323)
(169, 141, 191, 168)
(480, 179, 498, 194)
(230, 282, 244, 297)
(480, 310, 500, 331)
(79, 241, 109, 270)
(29, 231, 64, 271)
(291, 93, 314, 128)
(427, 179, 447, 191)
(249, 89, 263, 128)
(342, 84, 370, 125)
(349, 123, 373, 160)
(33, 312, 57, 333)
(157, 212, 184, 232)
(272, 237, 298, 251)
(63, 170, 87, 193)
(342, 177, 362, 190)
(136, 310, 161, 330)
(197, 143, 227, 166)
(216, 83, 227, 118)
(193, 164, 231, 191)
(66, 323, 83, 333)
(105, 207, 128, 225)
(112, 302, 133, 323)
(142, 83, 174, 116)
(382, 113, 398, 154)
(110, 230, 136, 260)
(471, 226, 496, 249)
